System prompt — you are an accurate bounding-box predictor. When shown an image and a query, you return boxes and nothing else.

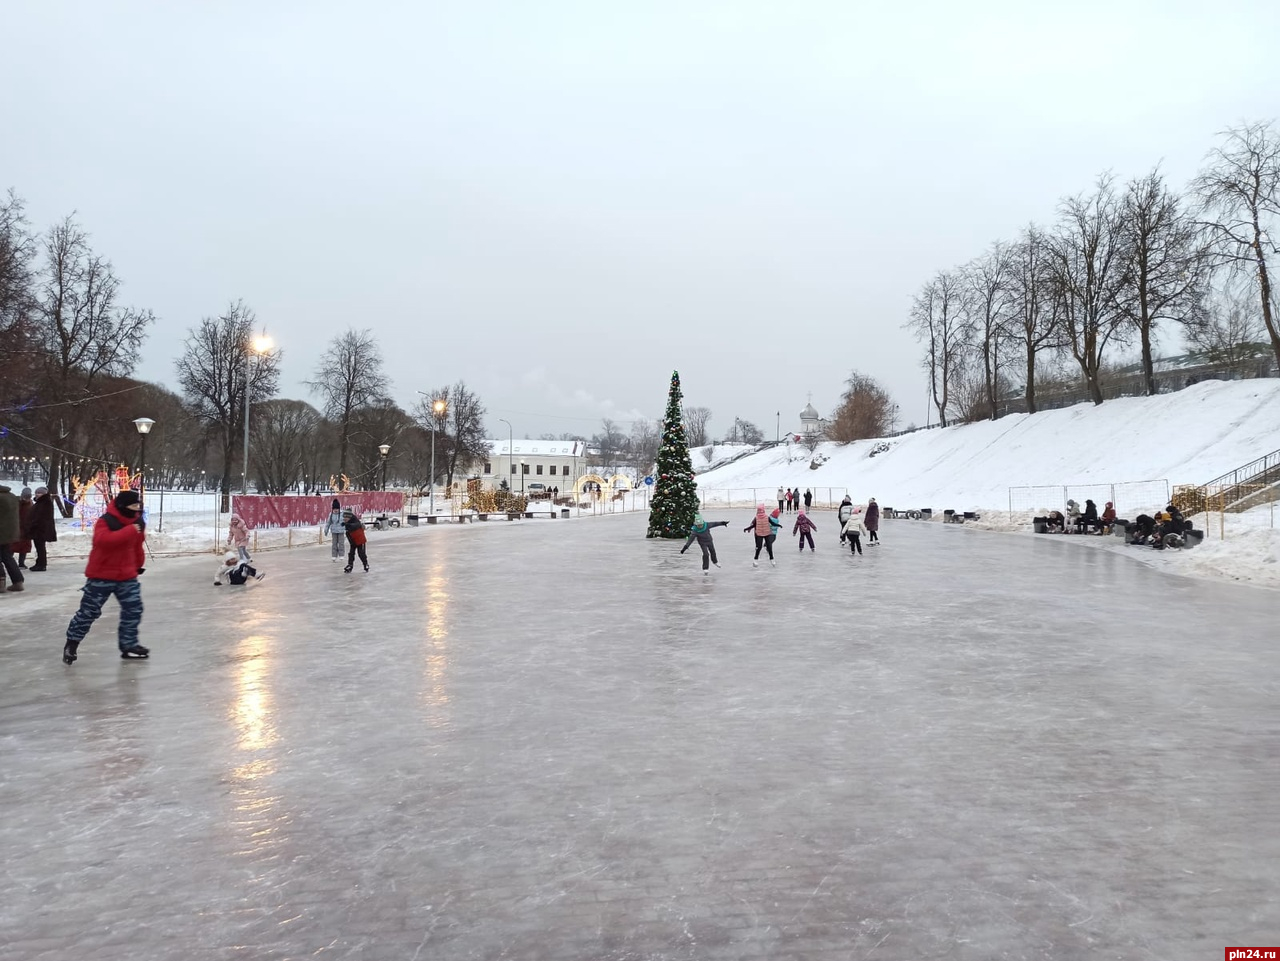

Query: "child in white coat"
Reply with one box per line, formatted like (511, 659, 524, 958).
(215, 551, 264, 585)
(841, 508, 866, 556)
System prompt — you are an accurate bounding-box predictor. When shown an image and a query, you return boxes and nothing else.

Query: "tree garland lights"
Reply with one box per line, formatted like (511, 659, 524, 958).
(646, 370, 700, 539)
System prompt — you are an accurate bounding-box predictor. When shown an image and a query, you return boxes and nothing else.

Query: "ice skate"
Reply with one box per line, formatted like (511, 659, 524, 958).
(363, 565, 369, 572)
(752, 560, 758, 568)
(62, 641, 79, 665)
(120, 644, 150, 659)
(344, 565, 353, 573)
(770, 559, 776, 567)
(255, 572, 266, 581)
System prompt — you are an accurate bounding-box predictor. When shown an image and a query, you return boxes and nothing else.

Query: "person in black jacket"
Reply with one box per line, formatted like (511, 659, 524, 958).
(342, 510, 369, 572)
(680, 514, 728, 573)
(1077, 499, 1100, 533)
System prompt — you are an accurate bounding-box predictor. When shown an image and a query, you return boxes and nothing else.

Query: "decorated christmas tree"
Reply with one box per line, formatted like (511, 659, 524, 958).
(646, 370, 700, 539)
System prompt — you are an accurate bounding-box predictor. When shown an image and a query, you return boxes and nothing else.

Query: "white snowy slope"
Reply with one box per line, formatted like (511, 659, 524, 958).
(695, 379, 1280, 589)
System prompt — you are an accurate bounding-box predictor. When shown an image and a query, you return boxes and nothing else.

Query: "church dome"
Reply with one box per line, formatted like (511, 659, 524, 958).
(800, 403, 820, 420)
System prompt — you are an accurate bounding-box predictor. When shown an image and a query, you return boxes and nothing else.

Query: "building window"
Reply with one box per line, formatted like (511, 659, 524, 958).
(483, 462, 491, 474)
(536, 464, 543, 475)
(510, 464, 516, 475)
(522, 463, 529, 474)
(549, 465, 557, 475)
(563, 465, 569, 477)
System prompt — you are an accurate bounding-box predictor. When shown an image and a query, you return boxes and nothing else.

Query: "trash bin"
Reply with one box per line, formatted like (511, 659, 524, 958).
(1033, 520, 1048, 534)
(560, 508, 570, 519)
(1183, 529, 1204, 548)
(407, 514, 419, 527)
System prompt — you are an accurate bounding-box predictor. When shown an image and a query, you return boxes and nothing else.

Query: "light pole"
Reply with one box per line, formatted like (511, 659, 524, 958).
(416, 396, 447, 514)
(498, 418, 513, 492)
(776, 411, 780, 443)
(519, 458, 525, 494)
(379, 443, 391, 491)
(133, 418, 155, 504)
(241, 334, 272, 495)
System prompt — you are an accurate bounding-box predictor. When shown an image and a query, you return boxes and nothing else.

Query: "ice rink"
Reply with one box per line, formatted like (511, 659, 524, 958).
(2, 513, 1277, 960)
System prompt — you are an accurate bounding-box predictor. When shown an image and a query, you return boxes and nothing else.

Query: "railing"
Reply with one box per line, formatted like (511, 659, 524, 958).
(1178, 447, 1280, 516)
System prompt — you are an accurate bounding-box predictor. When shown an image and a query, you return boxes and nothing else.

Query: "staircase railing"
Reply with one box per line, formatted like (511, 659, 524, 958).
(1176, 448, 1280, 516)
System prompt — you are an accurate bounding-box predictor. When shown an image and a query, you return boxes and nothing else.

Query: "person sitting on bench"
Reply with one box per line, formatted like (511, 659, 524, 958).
(1076, 499, 1100, 533)
(1045, 510, 1065, 533)
(1100, 501, 1117, 532)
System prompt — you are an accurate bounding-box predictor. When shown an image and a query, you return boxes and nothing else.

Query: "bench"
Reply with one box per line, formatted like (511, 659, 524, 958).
(943, 509, 963, 523)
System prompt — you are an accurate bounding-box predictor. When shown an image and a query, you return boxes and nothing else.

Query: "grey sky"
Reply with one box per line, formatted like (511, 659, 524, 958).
(5, 1, 1277, 439)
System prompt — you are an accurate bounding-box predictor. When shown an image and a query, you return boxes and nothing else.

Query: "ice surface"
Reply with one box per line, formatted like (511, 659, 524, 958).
(2, 513, 1277, 959)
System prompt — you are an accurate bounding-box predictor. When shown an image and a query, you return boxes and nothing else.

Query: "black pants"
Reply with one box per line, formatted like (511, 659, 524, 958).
(347, 541, 368, 569)
(753, 534, 775, 560)
(867, 529, 878, 543)
(798, 530, 814, 551)
(846, 532, 863, 555)
(0, 547, 21, 585)
(33, 540, 49, 568)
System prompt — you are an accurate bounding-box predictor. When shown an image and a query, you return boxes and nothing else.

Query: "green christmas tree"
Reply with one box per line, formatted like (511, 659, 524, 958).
(647, 370, 700, 539)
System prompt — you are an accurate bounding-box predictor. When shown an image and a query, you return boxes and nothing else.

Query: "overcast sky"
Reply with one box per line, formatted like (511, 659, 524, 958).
(4, 1, 1277, 440)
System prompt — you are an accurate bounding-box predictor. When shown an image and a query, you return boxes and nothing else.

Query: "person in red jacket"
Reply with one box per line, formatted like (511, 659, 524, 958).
(63, 490, 149, 664)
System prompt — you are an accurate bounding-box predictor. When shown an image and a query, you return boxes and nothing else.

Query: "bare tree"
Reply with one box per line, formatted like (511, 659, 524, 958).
(306, 328, 390, 478)
(906, 270, 968, 427)
(1116, 168, 1207, 395)
(1192, 121, 1280, 371)
(682, 405, 711, 447)
(628, 418, 660, 473)
(1048, 175, 1129, 405)
(1007, 225, 1065, 414)
(828, 371, 894, 442)
(32, 216, 154, 507)
(251, 399, 323, 494)
(963, 243, 1014, 420)
(591, 418, 627, 471)
(441, 381, 488, 487)
(0, 191, 37, 419)
(174, 301, 281, 511)
(1184, 289, 1271, 373)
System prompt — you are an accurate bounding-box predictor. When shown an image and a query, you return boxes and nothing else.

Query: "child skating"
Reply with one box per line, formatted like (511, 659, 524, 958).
(62, 490, 149, 663)
(679, 514, 728, 574)
(342, 509, 368, 572)
(793, 508, 817, 552)
(841, 508, 866, 555)
(744, 504, 777, 567)
(322, 498, 344, 562)
(227, 513, 252, 562)
(215, 551, 265, 585)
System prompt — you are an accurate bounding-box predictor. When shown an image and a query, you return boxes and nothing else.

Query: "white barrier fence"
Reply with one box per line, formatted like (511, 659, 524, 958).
(1008, 480, 1171, 518)
(695, 487, 852, 510)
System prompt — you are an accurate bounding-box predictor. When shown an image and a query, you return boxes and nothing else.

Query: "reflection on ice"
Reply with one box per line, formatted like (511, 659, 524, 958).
(421, 560, 451, 728)
(226, 632, 287, 857)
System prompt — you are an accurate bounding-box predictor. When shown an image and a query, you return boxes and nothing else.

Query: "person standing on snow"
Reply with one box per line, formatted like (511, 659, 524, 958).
(803, 488, 813, 510)
(227, 513, 252, 562)
(784, 488, 793, 513)
(342, 509, 369, 572)
(744, 504, 777, 567)
(793, 507, 818, 552)
(680, 514, 729, 574)
(776, 486, 785, 512)
(62, 490, 149, 663)
(842, 507, 866, 555)
(322, 498, 345, 562)
(864, 497, 880, 545)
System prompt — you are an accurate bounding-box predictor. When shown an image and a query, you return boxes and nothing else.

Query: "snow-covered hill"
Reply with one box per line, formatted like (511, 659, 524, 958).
(697, 379, 1280, 511)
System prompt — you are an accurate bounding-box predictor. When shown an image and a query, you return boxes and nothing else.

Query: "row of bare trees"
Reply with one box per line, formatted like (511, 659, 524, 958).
(1, 195, 493, 511)
(907, 122, 1280, 427)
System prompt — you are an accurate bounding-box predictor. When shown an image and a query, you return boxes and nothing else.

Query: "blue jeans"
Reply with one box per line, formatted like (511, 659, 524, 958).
(66, 578, 144, 651)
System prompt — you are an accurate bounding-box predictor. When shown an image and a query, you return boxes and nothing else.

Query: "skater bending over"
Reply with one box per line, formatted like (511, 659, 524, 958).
(343, 509, 368, 572)
(841, 508, 865, 555)
(215, 551, 265, 585)
(744, 504, 777, 567)
(680, 515, 728, 573)
(63, 491, 149, 664)
(793, 508, 817, 551)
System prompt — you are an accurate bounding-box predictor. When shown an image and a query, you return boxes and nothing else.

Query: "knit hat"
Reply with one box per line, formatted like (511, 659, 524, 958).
(114, 490, 141, 510)
(20, 487, 32, 499)
(34, 486, 48, 496)
(756, 504, 767, 516)
(224, 551, 239, 564)
(331, 498, 341, 509)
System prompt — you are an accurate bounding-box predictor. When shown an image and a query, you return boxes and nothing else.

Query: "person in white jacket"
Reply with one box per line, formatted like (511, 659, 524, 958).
(840, 507, 866, 556)
(215, 551, 264, 585)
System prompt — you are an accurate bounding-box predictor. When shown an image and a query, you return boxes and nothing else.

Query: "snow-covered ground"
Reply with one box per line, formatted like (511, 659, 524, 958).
(694, 379, 1280, 590)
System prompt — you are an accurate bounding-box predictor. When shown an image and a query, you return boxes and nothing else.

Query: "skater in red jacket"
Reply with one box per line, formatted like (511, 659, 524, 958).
(62, 490, 149, 664)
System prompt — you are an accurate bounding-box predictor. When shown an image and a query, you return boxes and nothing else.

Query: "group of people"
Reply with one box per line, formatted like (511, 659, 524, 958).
(1129, 505, 1187, 549)
(1042, 499, 1117, 534)
(776, 486, 812, 513)
(0, 484, 59, 593)
(681, 493, 880, 573)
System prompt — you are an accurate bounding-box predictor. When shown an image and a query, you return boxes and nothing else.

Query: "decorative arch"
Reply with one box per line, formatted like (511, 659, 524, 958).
(574, 473, 607, 496)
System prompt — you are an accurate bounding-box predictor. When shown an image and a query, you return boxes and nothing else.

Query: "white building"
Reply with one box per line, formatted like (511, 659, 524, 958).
(478, 439, 587, 492)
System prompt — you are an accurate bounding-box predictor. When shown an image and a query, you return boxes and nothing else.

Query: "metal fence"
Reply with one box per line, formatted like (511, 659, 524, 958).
(1008, 480, 1171, 517)
(696, 487, 851, 510)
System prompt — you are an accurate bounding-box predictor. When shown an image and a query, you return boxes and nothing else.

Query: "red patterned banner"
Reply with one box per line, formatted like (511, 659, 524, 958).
(231, 493, 406, 531)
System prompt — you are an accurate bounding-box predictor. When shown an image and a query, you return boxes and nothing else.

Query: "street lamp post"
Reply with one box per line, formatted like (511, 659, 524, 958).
(379, 443, 391, 492)
(133, 418, 155, 505)
(498, 418, 513, 494)
(241, 334, 273, 495)
(776, 411, 780, 443)
(520, 459, 525, 494)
